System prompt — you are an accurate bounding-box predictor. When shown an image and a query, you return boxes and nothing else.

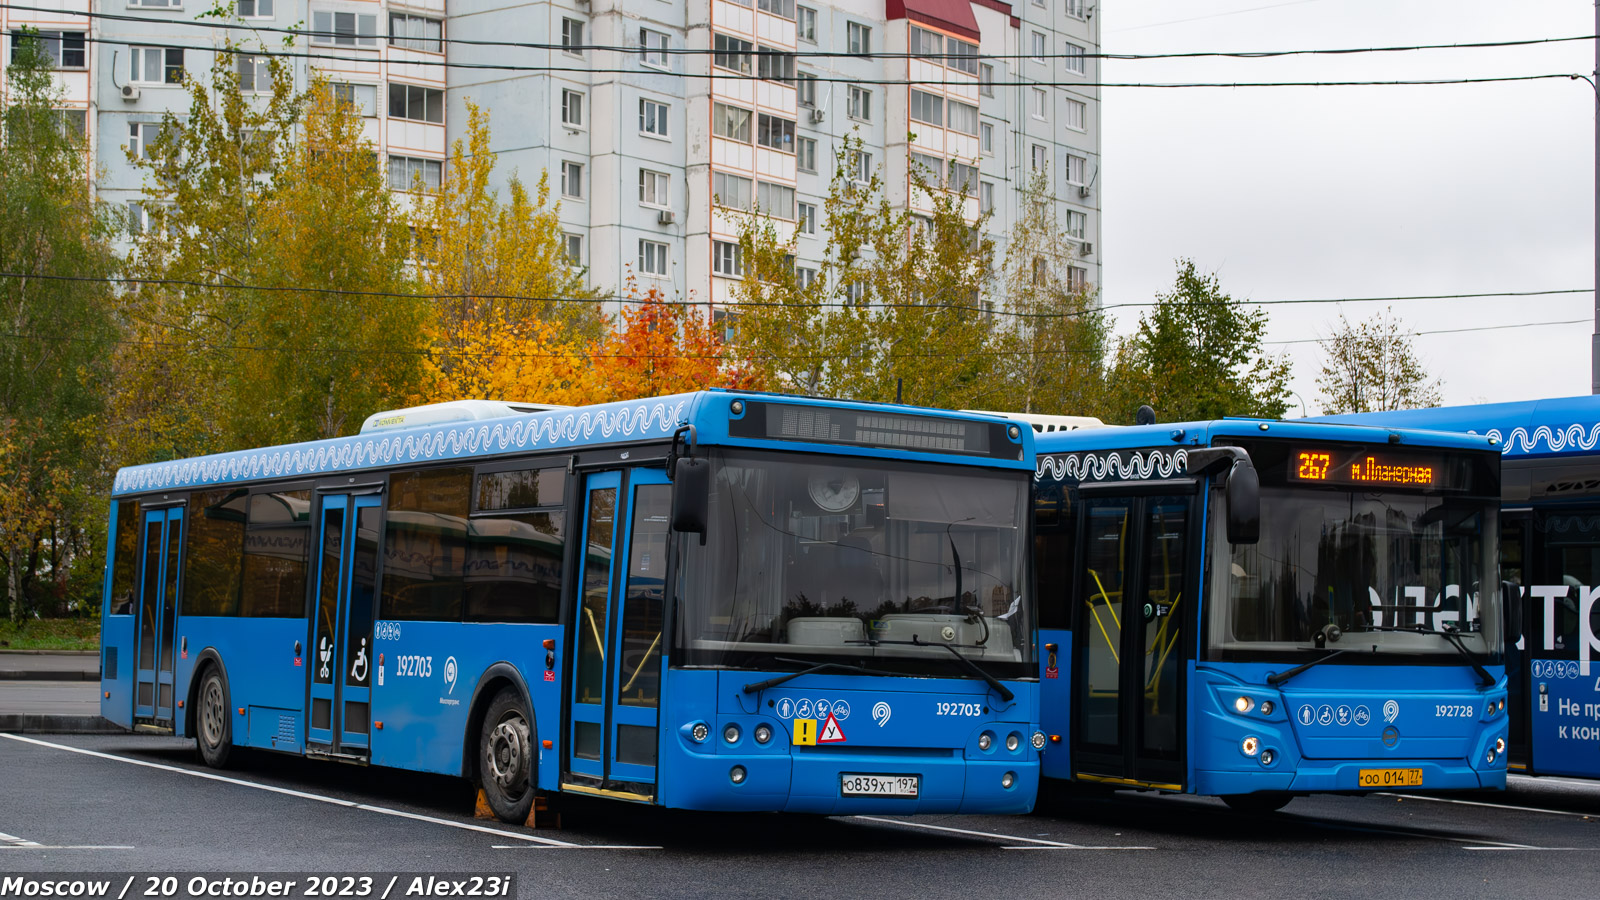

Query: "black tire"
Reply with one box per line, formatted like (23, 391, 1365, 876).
(1221, 792, 1293, 814)
(196, 666, 232, 769)
(479, 687, 536, 824)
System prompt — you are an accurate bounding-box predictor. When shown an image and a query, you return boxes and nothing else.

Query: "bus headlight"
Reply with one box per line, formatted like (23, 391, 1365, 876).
(1495, 737, 1506, 754)
(1001, 771, 1016, 789)
(1486, 748, 1497, 765)
(690, 722, 709, 743)
(1260, 701, 1274, 716)
(754, 724, 773, 744)
(1006, 733, 1021, 752)
(1241, 736, 1261, 757)
(1031, 731, 1047, 750)
(978, 732, 993, 751)
(724, 724, 741, 744)
(1234, 696, 1255, 714)
(1260, 749, 1276, 766)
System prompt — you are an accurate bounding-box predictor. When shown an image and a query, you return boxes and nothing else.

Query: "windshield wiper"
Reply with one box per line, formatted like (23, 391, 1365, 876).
(901, 636, 1014, 702)
(1355, 624, 1496, 688)
(1266, 649, 1349, 687)
(741, 659, 900, 694)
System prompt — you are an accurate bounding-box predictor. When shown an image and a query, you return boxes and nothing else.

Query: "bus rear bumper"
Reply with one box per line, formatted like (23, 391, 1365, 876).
(1194, 761, 1505, 796)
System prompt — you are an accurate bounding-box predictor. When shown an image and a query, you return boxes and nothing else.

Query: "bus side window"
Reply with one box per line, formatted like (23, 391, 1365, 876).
(109, 500, 140, 616)
(1034, 483, 1074, 630)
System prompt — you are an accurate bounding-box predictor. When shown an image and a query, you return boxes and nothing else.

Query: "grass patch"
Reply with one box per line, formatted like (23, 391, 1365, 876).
(0, 618, 100, 651)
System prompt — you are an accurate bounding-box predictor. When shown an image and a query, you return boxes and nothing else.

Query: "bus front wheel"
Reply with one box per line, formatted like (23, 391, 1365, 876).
(1221, 792, 1292, 814)
(479, 687, 536, 824)
(196, 667, 232, 769)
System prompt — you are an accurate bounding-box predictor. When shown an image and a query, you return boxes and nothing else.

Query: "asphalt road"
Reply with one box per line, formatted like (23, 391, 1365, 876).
(0, 682, 102, 715)
(1, 733, 1596, 900)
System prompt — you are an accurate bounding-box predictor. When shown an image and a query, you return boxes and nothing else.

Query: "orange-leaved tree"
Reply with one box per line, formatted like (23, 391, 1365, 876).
(588, 280, 763, 402)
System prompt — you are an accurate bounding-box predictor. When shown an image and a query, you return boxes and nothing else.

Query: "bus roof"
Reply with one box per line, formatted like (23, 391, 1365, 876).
(1031, 417, 1498, 458)
(1313, 395, 1600, 459)
(111, 390, 1034, 497)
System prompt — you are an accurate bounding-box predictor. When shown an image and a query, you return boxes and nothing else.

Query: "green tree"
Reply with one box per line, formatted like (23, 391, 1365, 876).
(0, 33, 121, 619)
(1316, 307, 1442, 413)
(1109, 259, 1291, 423)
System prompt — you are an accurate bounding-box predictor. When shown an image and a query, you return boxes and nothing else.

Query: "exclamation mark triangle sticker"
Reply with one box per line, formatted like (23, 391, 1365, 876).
(818, 712, 847, 743)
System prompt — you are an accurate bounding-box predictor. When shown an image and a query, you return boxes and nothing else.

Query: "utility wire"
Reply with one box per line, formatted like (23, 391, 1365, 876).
(1265, 318, 1588, 345)
(4, 5, 1589, 63)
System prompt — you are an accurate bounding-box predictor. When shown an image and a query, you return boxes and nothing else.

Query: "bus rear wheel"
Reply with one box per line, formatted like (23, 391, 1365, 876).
(196, 667, 232, 769)
(480, 688, 536, 824)
(1221, 792, 1293, 814)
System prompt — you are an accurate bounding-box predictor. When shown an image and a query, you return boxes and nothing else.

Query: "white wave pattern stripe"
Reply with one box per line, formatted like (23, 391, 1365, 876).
(1036, 449, 1189, 483)
(1479, 423, 1600, 456)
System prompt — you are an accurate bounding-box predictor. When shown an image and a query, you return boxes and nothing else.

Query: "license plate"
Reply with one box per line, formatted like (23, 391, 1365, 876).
(1358, 768, 1423, 788)
(840, 773, 920, 798)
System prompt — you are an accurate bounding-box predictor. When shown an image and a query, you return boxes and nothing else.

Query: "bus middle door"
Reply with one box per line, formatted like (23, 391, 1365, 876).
(134, 505, 183, 729)
(306, 492, 381, 759)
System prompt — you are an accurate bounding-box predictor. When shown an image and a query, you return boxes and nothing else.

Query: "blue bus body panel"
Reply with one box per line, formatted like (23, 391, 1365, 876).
(1034, 418, 1499, 458)
(180, 616, 313, 747)
(654, 670, 1039, 814)
(100, 502, 135, 729)
(1037, 628, 1071, 779)
(1316, 395, 1600, 460)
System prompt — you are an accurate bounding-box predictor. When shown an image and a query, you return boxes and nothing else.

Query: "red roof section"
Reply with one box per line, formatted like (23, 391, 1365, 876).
(886, 0, 982, 42)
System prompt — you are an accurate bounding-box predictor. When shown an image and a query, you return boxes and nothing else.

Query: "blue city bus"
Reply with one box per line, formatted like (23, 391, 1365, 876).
(1320, 396, 1600, 781)
(1014, 415, 1509, 811)
(98, 391, 1044, 820)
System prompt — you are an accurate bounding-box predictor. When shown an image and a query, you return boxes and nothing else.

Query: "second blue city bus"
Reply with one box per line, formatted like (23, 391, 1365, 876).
(1012, 415, 1509, 811)
(99, 391, 1044, 820)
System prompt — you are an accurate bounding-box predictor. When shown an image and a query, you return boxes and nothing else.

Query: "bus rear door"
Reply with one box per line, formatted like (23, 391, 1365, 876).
(306, 493, 381, 759)
(134, 506, 183, 728)
(566, 468, 671, 800)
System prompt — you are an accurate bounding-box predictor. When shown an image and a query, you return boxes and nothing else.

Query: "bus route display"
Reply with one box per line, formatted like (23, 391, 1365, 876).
(1289, 447, 1447, 489)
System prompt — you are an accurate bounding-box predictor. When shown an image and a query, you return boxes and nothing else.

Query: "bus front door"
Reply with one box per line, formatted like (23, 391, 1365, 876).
(1072, 492, 1191, 790)
(567, 468, 671, 800)
(134, 506, 183, 727)
(305, 493, 381, 759)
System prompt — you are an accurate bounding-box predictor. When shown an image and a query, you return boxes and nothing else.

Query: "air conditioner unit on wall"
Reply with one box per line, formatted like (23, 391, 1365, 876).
(657, 209, 676, 225)
(808, 108, 824, 124)
(120, 84, 141, 102)
(1077, 185, 1090, 198)
(1080, 241, 1094, 256)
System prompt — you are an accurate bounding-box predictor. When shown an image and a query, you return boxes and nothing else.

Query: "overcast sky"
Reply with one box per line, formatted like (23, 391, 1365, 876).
(1098, 0, 1594, 415)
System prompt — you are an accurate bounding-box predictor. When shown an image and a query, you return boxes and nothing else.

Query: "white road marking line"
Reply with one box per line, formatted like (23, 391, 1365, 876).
(1463, 846, 1579, 851)
(0, 845, 136, 850)
(1383, 792, 1597, 819)
(848, 815, 1152, 850)
(0, 832, 42, 847)
(490, 845, 664, 850)
(0, 734, 654, 851)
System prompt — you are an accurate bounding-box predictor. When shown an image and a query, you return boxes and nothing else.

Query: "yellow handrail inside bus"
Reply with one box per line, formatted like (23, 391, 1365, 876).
(621, 631, 662, 694)
(1085, 568, 1120, 665)
(584, 606, 605, 662)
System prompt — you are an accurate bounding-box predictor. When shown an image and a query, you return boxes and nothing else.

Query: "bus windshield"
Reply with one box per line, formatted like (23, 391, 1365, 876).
(673, 449, 1034, 679)
(1207, 485, 1502, 660)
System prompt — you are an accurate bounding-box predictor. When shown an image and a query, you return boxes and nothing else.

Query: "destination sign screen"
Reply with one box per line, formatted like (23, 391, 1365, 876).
(1289, 447, 1448, 489)
(728, 401, 1020, 460)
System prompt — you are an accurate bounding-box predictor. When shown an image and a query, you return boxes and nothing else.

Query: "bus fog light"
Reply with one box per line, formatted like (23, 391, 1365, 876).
(1498, 699, 1505, 712)
(1006, 733, 1021, 752)
(1495, 737, 1506, 754)
(724, 724, 741, 744)
(730, 766, 747, 784)
(1001, 771, 1016, 789)
(690, 722, 709, 743)
(978, 732, 993, 751)
(1260, 749, 1275, 766)
(1241, 736, 1261, 757)
(1031, 731, 1047, 750)
(1486, 749, 1496, 765)
(1260, 701, 1274, 716)
(754, 724, 773, 744)
(1234, 696, 1255, 714)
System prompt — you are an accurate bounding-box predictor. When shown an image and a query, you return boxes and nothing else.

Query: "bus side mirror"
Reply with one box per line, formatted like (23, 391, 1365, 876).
(1224, 461, 1260, 545)
(1502, 582, 1524, 646)
(671, 457, 710, 544)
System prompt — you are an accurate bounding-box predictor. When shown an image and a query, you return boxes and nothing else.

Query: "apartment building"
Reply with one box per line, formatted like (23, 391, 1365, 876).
(2, 0, 1101, 308)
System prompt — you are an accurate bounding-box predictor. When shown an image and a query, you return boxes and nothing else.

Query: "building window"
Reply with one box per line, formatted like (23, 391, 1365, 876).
(756, 46, 795, 82)
(980, 122, 993, 155)
(561, 89, 584, 127)
(388, 155, 442, 191)
(238, 0, 273, 17)
(129, 0, 177, 8)
(1066, 0, 1086, 19)
(332, 82, 377, 116)
(561, 17, 584, 56)
(639, 240, 669, 277)
(389, 14, 442, 52)
(127, 122, 167, 160)
(712, 103, 752, 142)
(9, 31, 86, 68)
(847, 85, 871, 121)
(52, 108, 86, 138)
(1065, 209, 1087, 239)
(1031, 31, 1045, 62)
(910, 151, 943, 185)
(797, 137, 816, 173)
(713, 171, 753, 209)
(1031, 143, 1047, 173)
(640, 98, 669, 136)
(757, 113, 795, 152)
(311, 10, 378, 47)
(1066, 153, 1086, 185)
(712, 240, 743, 276)
(638, 169, 670, 206)
(796, 266, 817, 289)
(796, 5, 816, 41)
(713, 34, 752, 73)
(236, 53, 270, 92)
(979, 180, 994, 213)
(129, 46, 184, 84)
(909, 89, 943, 127)
(948, 38, 978, 75)
(758, 0, 795, 16)
(1066, 265, 1087, 291)
(797, 201, 816, 234)
(850, 149, 872, 184)
(948, 100, 978, 135)
(949, 160, 979, 196)
(1065, 98, 1086, 131)
(1065, 42, 1086, 75)
(561, 161, 584, 199)
(979, 63, 994, 97)
(844, 280, 867, 305)
(910, 26, 942, 60)
(564, 233, 583, 266)
(388, 83, 443, 123)
(125, 201, 153, 235)
(756, 181, 795, 219)
(640, 28, 669, 67)
(1033, 89, 1052, 121)
(796, 72, 817, 107)
(847, 22, 870, 56)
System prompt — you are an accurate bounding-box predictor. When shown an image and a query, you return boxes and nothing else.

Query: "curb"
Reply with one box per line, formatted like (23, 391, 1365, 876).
(0, 714, 127, 734)
(0, 670, 99, 681)
(0, 650, 99, 656)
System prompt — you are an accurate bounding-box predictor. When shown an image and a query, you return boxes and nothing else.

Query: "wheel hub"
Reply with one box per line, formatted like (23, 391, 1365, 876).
(201, 679, 224, 746)
(486, 715, 530, 791)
